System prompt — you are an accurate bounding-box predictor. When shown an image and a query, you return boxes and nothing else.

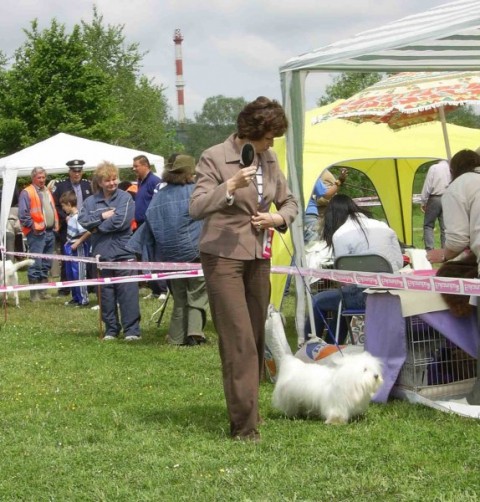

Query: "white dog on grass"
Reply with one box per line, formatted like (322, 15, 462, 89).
(272, 351, 383, 424)
(0, 259, 35, 307)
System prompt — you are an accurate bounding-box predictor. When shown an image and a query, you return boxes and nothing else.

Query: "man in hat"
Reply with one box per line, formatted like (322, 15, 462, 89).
(52, 159, 92, 295)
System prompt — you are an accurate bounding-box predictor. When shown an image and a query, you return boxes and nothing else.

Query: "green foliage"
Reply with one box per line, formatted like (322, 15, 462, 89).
(0, 282, 479, 500)
(179, 95, 247, 160)
(194, 95, 247, 127)
(0, 9, 181, 158)
(446, 105, 480, 129)
(317, 72, 384, 106)
(0, 20, 113, 151)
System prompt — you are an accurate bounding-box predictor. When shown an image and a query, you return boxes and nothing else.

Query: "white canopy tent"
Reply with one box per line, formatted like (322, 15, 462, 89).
(279, 0, 480, 336)
(0, 132, 164, 248)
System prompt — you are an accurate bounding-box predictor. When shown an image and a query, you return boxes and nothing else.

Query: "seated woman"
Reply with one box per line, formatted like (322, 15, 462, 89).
(305, 194, 404, 343)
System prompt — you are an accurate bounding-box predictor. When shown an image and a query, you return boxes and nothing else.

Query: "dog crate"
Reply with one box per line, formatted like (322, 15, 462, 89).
(395, 316, 477, 399)
(309, 277, 337, 295)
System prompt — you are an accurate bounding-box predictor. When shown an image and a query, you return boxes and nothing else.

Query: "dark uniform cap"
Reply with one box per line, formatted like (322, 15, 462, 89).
(66, 159, 85, 171)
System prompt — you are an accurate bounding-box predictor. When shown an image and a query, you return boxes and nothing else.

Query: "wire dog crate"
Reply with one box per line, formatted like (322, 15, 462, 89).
(396, 317, 477, 399)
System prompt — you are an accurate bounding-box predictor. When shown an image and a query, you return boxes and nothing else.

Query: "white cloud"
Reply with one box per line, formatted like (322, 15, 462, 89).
(0, 0, 449, 117)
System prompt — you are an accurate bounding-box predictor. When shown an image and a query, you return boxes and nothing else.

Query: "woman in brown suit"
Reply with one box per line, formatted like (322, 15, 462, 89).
(190, 96, 298, 441)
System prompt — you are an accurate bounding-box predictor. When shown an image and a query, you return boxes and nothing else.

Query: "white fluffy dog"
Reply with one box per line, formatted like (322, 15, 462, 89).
(272, 352, 383, 424)
(0, 259, 35, 307)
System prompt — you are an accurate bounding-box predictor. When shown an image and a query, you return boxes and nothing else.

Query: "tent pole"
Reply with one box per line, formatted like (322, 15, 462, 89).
(438, 106, 452, 162)
(393, 159, 407, 244)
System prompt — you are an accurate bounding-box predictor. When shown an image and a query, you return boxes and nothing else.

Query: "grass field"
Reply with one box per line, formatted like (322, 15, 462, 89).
(1, 273, 479, 501)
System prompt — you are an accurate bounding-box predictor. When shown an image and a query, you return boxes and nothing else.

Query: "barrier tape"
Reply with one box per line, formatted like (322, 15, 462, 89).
(2, 251, 480, 297)
(0, 270, 203, 294)
(3, 249, 97, 264)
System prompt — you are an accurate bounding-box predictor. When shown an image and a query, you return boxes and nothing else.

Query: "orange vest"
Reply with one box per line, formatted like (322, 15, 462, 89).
(21, 185, 59, 236)
(127, 184, 138, 230)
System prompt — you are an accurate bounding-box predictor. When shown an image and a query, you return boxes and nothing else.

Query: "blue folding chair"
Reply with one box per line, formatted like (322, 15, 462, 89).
(333, 253, 393, 344)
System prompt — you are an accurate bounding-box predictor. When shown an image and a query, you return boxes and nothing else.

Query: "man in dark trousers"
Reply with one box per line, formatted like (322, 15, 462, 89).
(52, 160, 92, 295)
(132, 154, 166, 298)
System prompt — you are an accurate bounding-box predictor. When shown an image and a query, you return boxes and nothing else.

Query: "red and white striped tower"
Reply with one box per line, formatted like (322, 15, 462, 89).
(173, 29, 186, 124)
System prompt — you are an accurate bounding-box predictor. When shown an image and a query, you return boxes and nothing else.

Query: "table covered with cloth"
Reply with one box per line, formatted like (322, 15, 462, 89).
(364, 290, 479, 403)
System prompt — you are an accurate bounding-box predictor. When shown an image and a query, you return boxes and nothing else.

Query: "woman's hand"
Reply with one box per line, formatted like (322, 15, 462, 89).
(101, 209, 115, 220)
(338, 168, 348, 184)
(226, 166, 257, 195)
(427, 248, 445, 263)
(251, 212, 285, 231)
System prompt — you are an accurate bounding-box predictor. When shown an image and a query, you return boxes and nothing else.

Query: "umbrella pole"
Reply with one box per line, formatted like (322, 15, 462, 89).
(438, 106, 452, 161)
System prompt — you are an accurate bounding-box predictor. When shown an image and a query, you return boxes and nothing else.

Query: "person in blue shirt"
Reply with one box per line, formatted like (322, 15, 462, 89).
(132, 154, 166, 298)
(132, 155, 161, 226)
(59, 190, 91, 307)
(304, 168, 348, 244)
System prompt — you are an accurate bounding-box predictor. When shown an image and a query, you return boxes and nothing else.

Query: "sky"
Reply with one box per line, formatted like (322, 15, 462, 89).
(0, 0, 449, 120)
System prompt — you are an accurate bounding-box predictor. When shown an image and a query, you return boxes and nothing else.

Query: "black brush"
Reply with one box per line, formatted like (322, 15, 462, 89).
(240, 143, 255, 167)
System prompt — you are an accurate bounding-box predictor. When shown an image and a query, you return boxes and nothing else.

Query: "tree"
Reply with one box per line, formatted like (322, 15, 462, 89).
(0, 9, 181, 158)
(0, 19, 115, 152)
(180, 95, 247, 160)
(445, 106, 480, 129)
(317, 72, 383, 106)
(80, 8, 180, 155)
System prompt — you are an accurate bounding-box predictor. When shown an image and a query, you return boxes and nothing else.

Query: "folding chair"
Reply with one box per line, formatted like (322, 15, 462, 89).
(333, 253, 393, 344)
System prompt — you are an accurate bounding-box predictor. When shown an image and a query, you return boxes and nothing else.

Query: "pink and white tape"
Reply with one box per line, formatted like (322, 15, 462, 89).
(2, 251, 480, 297)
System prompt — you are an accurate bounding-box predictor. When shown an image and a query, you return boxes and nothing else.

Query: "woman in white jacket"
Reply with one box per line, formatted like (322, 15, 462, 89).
(305, 194, 403, 343)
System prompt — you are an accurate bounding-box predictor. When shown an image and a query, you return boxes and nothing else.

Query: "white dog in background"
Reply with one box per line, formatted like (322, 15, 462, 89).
(0, 259, 35, 307)
(272, 352, 383, 424)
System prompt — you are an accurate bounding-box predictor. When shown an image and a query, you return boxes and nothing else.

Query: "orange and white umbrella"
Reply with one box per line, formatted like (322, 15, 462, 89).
(314, 71, 480, 159)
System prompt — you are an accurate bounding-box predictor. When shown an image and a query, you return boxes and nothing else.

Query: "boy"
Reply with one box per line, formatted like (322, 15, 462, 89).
(59, 190, 91, 307)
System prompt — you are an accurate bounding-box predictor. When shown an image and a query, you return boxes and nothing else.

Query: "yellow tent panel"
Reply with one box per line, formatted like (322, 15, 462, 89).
(270, 103, 480, 308)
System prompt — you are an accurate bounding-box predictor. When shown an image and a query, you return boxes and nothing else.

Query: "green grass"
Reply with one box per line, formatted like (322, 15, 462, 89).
(0, 280, 479, 501)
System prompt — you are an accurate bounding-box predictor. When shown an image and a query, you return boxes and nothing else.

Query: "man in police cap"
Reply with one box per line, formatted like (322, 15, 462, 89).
(52, 159, 92, 295)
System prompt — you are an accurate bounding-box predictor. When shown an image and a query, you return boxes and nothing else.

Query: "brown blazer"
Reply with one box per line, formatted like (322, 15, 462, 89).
(190, 134, 298, 260)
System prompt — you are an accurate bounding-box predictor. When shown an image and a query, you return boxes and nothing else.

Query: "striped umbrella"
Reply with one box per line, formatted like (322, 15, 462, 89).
(314, 70, 480, 159)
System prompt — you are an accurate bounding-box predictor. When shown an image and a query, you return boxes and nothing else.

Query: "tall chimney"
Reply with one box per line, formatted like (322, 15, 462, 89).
(173, 29, 186, 124)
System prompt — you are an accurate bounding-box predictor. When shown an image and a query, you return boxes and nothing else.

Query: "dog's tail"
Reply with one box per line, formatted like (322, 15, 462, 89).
(10, 259, 35, 272)
(265, 305, 292, 364)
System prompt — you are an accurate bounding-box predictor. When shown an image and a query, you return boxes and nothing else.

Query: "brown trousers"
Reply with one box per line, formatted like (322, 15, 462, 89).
(201, 253, 271, 437)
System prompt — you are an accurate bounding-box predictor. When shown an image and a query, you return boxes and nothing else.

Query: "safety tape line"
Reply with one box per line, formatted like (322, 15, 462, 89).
(275, 266, 480, 297)
(2, 251, 480, 296)
(3, 250, 97, 263)
(2, 250, 201, 270)
(0, 270, 203, 294)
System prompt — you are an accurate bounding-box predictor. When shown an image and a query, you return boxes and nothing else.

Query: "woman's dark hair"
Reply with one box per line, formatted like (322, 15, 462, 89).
(162, 170, 195, 185)
(322, 194, 372, 248)
(450, 149, 480, 181)
(237, 96, 288, 140)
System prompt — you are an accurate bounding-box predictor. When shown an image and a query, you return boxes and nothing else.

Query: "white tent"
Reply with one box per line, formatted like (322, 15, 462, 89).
(279, 0, 480, 337)
(0, 132, 164, 247)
